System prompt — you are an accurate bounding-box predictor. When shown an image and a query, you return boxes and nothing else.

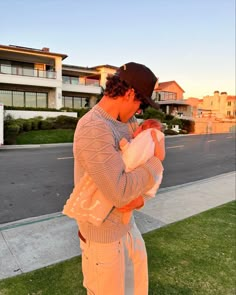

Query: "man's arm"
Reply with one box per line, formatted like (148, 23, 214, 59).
(74, 120, 163, 208)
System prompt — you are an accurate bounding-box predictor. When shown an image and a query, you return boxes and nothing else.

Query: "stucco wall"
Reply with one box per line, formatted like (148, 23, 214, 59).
(5, 110, 77, 119)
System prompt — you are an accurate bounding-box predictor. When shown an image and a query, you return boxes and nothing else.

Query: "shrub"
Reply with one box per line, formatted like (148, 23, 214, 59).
(30, 118, 41, 130)
(169, 117, 184, 129)
(179, 129, 188, 134)
(164, 129, 179, 136)
(22, 120, 32, 131)
(4, 123, 21, 144)
(181, 119, 195, 133)
(40, 119, 54, 130)
(53, 115, 79, 129)
(165, 114, 174, 121)
(142, 107, 165, 121)
(14, 119, 25, 132)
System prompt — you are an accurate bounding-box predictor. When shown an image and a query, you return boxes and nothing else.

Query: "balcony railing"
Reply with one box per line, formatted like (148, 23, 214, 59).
(0, 64, 56, 79)
(62, 76, 100, 87)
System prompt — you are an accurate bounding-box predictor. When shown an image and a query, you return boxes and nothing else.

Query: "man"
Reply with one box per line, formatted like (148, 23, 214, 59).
(73, 62, 165, 294)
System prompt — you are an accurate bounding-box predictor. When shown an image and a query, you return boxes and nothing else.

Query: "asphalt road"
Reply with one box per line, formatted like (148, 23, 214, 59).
(0, 133, 235, 224)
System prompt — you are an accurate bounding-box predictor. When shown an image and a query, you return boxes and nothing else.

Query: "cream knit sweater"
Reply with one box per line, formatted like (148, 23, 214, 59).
(73, 104, 163, 243)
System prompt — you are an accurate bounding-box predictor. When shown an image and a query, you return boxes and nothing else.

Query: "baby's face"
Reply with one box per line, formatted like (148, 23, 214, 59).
(133, 120, 162, 138)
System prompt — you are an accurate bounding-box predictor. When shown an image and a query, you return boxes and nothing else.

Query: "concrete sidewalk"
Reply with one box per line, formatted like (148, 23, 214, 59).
(0, 172, 235, 280)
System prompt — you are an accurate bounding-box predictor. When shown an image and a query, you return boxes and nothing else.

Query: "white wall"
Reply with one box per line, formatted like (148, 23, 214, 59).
(5, 110, 77, 119)
(0, 104, 3, 145)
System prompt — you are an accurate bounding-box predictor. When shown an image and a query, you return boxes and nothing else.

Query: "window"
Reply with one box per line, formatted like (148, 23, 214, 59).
(13, 91, 24, 107)
(62, 96, 90, 108)
(159, 91, 177, 101)
(227, 111, 231, 116)
(63, 96, 73, 108)
(0, 90, 12, 105)
(25, 92, 37, 107)
(227, 101, 231, 106)
(0, 90, 48, 107)
(37, 93, 47, 107)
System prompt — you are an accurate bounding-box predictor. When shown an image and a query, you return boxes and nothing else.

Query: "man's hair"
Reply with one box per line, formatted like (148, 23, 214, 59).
(104, 74, 130, 98)
(104, 74, 143, 100)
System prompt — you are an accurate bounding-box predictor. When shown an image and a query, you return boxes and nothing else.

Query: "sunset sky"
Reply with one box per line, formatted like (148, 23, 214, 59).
(0, 0, 235, 98)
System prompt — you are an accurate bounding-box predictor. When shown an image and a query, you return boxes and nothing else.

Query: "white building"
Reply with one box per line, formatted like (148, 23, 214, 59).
(0, 44, 116, 110)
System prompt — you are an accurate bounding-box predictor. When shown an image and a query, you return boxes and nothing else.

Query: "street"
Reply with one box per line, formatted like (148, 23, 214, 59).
(0, 133, 235, 224)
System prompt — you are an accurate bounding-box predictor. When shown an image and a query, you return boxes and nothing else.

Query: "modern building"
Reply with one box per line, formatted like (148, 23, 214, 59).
(1, 44, 195, 119)
(197, 91, 236, 119)
(0, 44, 117, 110)
(153, 81, 192, 118)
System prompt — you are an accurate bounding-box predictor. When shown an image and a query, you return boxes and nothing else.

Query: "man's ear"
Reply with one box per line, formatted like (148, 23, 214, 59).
(124, 88, 134, 100)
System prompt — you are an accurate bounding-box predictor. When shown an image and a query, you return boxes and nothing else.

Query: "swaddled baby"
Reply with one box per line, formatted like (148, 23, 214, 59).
(63, 119, 165, 225)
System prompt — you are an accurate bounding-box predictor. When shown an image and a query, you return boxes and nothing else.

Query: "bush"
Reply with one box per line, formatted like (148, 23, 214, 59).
(164, 129, 179, 136)
(4, 123, 21, 144)
(179, 129, 188, 134)
(142, 107, 165, 121)
(40, 119, 55, 130)
(53, 115, 79, 129)
(181, 119, 195, 133)
(165, 114, 174, 121)
(22, 120, 32, 131)
(169, 117, 184, 129)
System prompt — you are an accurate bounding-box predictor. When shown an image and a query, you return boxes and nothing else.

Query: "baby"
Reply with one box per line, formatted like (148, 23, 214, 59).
(63, 119, 165, 226)
(118, 118, 164, 214)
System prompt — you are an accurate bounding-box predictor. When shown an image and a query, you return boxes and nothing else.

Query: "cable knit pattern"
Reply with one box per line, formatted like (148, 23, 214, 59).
(73, 104, 163, 243)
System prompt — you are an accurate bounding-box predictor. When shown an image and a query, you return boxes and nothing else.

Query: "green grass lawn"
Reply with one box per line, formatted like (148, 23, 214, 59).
(15, 129, 74, 145)
(0, 201, 235, 295)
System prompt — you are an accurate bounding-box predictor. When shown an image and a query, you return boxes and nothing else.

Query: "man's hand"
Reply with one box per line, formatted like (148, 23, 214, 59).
(151, 130, 165, 161)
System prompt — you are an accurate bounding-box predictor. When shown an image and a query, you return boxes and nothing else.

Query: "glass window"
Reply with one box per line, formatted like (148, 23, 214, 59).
(81, 97, 88, 108)
(62, 76, 70, 84)
(73, 97, 81, 108)
(0, 90, 12, 106)
(25, 92, 36, 107)
(23, 67, 34, 77)
(227, 101, 231, 106)
(0, 63, 11, 74)
(71, 77, 79, 85)
(13, 91, 24, 107)
(64, 96, 73, 108)
(37, 93, 47, 108)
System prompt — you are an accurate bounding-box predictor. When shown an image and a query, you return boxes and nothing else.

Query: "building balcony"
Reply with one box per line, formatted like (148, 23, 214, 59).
(62, 76, 101, 95)
(0, 64, 60, 88)
(0, 63, 56, 79)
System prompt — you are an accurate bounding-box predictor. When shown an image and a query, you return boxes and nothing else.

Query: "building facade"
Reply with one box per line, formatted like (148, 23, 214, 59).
(197, 91, 236, 119)
(153, 81, 192, 118)
(0, 44, 117, 110)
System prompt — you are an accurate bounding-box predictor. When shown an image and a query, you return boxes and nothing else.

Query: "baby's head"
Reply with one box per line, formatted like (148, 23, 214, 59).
(133, 119, 163, 137)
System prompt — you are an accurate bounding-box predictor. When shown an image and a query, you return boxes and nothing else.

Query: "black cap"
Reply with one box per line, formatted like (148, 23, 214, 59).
(116, 62, 159, 109)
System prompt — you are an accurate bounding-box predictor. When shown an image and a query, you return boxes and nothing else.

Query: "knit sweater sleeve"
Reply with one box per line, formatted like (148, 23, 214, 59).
(74, 119, 163, 208)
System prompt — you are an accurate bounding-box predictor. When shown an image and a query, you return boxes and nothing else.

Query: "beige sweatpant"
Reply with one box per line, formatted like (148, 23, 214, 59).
(79, 223, 148, 295)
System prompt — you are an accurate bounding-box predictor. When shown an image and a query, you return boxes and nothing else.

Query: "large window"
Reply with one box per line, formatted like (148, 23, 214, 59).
(62, 96, 89, 108)
(25, 92, 37, 107)
(13, 91, 24, 107)
(0, 90, 12, 105)
(0, 90, 48, 107)
(159, 91, 177, 101)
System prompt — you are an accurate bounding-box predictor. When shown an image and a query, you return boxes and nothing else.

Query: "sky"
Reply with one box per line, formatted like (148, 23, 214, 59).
(0, 0, 235, 99)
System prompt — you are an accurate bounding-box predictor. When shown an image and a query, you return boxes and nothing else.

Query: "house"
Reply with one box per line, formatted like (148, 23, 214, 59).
(0, 44, 191, 117)
(0, 44, 67, 109)
(198, 91, 236, 119)
(152, 80, 192, 118)
(0, 45, 114, 110)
